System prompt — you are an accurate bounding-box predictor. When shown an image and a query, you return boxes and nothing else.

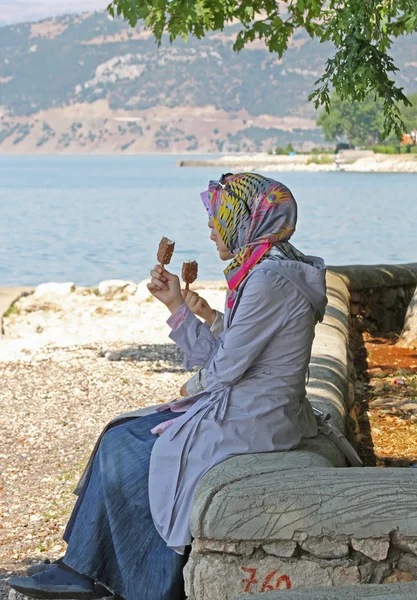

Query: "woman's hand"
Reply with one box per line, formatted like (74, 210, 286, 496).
(182, 290, 216, 325)
(148, 265, 184, 314)
(179, 382, 188, 397)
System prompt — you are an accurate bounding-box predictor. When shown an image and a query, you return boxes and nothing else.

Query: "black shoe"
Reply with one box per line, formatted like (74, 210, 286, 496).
(27, 557, 64, 576)
(8, 563, 111, 599)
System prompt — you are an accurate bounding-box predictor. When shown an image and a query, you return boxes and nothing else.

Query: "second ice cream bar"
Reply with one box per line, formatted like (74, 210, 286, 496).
(182, 260, 198, 290)
(157, 237, 175, 266)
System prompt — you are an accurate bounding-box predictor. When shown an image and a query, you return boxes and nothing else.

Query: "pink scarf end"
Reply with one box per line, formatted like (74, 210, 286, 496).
(227, 241, 271, 308)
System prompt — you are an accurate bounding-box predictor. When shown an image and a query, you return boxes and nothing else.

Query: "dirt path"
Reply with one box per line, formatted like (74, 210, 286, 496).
(356, 333, 417, 467)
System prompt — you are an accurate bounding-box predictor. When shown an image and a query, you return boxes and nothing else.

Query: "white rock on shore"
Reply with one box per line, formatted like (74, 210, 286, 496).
(34, 282, 75, 300)
(0, 279, 226, 362)
(98, 279, 136, 299)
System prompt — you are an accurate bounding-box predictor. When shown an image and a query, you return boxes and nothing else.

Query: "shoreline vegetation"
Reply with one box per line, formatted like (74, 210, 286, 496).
(178, 151, 417, 173)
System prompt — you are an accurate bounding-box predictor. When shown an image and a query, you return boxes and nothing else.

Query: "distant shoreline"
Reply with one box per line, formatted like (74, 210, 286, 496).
(178, 152, 417, 173)
(2, 151, 417, 173)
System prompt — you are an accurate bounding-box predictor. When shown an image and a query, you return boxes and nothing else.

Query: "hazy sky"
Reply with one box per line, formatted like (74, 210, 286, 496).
(0, 0, 110, 25)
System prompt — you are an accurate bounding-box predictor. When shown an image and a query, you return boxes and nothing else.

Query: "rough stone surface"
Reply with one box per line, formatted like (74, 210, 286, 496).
(383, 569, 416, 583)
(331, 263, 417, 291)
(331, 264, 417, 335)
(398, 286, 417, 348)
(381, 287, 398, 308)
(384, 570, 416, 583)
(370, 560, 395, 584)
(134, 279, 153, 302)
(184, 553, 332, 600)
(194, 540, 254, 556)
(97, 279, 134, 299)
(358, 562, 375, 583)
(352, 537, 390, 561)
(301, 537, 349, 559)
(233, 581, 417, 599)
(392, 533, 417, 557)
(330, 565, 361, 586)
(34, 281, 75, 299)
(124, 283, 138, 295)
(398, 554, 417, 577)
(190, 443, 346, 540)
(262, 541, 297, 558)
(192, 468, 417, 543)
(306, 271, 349, 433)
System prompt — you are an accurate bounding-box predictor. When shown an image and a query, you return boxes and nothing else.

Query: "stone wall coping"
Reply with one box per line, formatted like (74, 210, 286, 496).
(190, 441, 347, 539)
(306, 272, 349, 432)
(330, 263, 417, 291)
(191, 466, 417, 543)
(234, 581, 417, 599)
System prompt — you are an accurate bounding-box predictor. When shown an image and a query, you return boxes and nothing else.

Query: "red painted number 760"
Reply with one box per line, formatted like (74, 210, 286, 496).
(241, 567, 291, 593)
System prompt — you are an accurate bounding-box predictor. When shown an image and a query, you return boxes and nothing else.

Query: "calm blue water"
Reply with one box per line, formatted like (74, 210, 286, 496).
(1, 155, 416, 286)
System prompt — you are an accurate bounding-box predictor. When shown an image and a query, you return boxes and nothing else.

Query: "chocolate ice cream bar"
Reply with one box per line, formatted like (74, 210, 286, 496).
(182, 260, 198, 290)
(157, 237, 175, 266)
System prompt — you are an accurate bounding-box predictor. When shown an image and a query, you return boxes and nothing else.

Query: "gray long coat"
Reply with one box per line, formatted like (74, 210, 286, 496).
(149, 255, 327, 553)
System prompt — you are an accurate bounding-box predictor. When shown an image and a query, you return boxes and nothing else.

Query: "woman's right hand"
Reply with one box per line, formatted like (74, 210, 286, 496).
(182, 290, 216, 325)
(148, 265, 184, 314)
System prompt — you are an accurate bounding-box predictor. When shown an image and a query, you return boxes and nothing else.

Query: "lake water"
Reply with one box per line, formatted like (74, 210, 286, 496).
(1, 155, 416, 286)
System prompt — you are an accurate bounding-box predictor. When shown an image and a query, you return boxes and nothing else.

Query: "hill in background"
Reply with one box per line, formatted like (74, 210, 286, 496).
(0, 1, 108, 26)
(1, 12, 417, 154)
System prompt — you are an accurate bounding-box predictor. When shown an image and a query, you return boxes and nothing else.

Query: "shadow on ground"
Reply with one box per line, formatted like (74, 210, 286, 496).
(100, 344, 187, 373)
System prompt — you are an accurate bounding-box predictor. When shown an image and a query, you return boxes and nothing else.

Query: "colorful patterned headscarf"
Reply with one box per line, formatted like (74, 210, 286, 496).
(200, 173, 298, 305)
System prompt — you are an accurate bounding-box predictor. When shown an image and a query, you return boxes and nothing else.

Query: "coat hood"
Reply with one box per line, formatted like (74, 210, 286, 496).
(254, 253, 328, 322)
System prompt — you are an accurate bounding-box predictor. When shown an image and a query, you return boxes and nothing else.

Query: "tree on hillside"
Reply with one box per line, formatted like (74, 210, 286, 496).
(401, 92, 417, 139)
(108, 0, 417, 138)
(108, 0, 417, 346)
(317, 94, 385, 146)
(318, 92, 417, 147)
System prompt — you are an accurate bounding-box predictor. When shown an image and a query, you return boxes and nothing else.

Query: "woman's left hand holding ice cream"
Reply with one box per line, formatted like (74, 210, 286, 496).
(148, 265, 184, 314)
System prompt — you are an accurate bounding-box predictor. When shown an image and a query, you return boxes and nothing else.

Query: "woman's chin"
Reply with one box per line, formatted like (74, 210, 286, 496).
(218, 250, 233, 261)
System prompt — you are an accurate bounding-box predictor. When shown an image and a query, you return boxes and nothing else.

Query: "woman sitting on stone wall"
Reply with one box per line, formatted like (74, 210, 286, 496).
(9, 173, 327, 600)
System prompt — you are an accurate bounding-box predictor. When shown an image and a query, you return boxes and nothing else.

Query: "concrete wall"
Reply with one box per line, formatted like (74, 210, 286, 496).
(332, 264, 417, 334)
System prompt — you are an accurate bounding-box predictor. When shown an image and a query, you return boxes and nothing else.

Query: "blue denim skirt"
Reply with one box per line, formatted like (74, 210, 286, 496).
(63, 410, 188, 600)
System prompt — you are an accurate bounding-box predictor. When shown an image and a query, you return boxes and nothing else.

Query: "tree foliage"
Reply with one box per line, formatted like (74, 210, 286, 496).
(108, 0, 417, 138)
(317, 92, 417, 146)
(401, 93, 417, 134)
(317, 94, 385, 146)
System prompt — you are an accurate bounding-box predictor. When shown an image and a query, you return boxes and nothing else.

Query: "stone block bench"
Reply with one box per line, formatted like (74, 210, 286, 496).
(186, 466, 417, 598)
(183, 270, 417, 599)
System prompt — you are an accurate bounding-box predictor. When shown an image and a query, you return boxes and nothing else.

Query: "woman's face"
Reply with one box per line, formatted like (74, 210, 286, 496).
(208, 217, 233, 261)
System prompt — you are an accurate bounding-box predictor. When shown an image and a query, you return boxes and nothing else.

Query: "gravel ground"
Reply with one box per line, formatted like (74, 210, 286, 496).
(0, 341, 189, 599)
(0, 281, 226, 600)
